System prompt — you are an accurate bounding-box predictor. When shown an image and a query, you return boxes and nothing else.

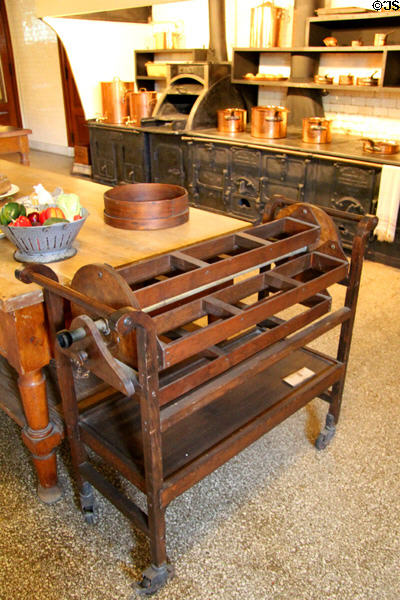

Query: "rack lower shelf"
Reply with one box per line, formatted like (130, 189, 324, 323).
(80, 346, 343, 497)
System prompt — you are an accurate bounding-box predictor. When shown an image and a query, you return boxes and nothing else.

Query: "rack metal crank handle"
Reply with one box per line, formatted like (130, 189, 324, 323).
(57, 318, 110, 349)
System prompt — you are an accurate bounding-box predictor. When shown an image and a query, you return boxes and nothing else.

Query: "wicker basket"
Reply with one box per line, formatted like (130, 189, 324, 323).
(0, 208, 89, 263)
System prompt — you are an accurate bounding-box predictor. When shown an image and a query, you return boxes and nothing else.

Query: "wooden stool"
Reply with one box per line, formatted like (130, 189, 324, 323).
(0, 126, 32, 166)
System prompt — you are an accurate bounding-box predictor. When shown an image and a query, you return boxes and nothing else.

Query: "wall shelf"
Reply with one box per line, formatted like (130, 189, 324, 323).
(232, 46, 400, 90)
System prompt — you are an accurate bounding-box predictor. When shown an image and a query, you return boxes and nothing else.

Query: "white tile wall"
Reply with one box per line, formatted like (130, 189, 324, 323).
(323, 91, 400, 138)
(5, 0, 69, 153)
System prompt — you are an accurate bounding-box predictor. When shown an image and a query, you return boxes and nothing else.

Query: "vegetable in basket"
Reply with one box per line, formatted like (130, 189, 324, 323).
(10, 215, 31, 227)
(38, 206, 66, 224)
(56, 193, 82, 222)
(0, 202, 26, 225)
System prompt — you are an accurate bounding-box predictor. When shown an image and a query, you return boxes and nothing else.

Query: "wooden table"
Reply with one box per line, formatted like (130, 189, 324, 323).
(0, 126, 32, 165)
(0, 159, 247, 502)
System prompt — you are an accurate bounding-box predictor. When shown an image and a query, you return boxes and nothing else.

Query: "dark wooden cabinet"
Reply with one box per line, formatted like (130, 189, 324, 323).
(88, 122, 149, 185)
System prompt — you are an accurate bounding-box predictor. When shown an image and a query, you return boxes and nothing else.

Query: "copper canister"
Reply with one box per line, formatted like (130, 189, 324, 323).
(217, 108, 247, 133)
(126, 88, 158, 125)
(302, 117, 332, 144)
(251, 105, 288, 139)
(100, 78, 133, 124)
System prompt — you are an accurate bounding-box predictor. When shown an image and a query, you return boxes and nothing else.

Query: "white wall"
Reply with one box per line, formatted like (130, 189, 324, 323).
(5, 0, 70, 154)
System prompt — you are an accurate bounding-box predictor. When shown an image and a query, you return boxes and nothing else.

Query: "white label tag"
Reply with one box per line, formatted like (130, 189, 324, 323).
(283, 366, 315, 387)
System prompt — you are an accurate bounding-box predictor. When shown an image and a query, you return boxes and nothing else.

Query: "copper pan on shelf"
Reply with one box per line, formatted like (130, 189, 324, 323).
(356, 72, 379, 86)
(338, 74, 354, 86)
(314, 74, 334, 85)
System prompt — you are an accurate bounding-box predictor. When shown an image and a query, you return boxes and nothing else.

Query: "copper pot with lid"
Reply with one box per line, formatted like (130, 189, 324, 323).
(126, 88, 158, 125)
(100, 77, 133, 124)
(362, 138, 399, 155)
(217, 108, 247, 133)
(302, 117, 332, 144)
(251, 105, 288, 139)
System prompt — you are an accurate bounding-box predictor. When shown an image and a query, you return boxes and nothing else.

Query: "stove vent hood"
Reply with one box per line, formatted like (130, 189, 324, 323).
(35, 0, 190, 19)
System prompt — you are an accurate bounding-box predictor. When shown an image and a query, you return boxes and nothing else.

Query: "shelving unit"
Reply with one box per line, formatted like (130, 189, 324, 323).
(134, 48, 208, 90)
(231, 46, 400, 91)
(232, 13, 400, 93)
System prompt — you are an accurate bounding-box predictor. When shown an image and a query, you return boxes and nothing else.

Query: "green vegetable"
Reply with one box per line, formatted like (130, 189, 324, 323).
(0, 202, 26, 225)
(43, 217, 69, 225)
(56, 193, 81, 222)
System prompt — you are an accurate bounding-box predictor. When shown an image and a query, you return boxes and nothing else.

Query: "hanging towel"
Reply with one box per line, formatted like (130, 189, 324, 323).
(374, 165, 400, 243)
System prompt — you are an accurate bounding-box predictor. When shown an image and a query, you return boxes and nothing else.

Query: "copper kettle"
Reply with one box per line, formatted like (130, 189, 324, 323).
(100, 77, 133, 124)
(126, 88, 158, 126)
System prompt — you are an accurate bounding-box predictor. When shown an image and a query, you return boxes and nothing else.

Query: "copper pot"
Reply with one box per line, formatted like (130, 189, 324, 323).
(101, 78, 133, 124)
(302, 117, 332, 144)
(362, 138, 399, 155)
(126, 88, 158, 125)
(217, 108, 247, 133)
(338, 74, 354, 86)
(251, 105, 288, 139)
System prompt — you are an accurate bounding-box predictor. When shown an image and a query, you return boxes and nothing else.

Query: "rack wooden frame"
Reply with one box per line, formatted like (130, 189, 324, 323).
(16, 202, 377, 595)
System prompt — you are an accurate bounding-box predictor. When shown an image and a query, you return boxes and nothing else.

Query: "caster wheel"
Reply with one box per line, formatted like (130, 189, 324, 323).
(80, 481, 96, 524)
(134, 563, 174, 596)
(315, 413, 336, 450)
(83, 508, 97, 525)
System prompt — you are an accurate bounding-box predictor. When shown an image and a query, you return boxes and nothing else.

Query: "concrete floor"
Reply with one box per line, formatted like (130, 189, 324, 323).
(1, 149, 79, 177)
(0, 151, 399, 600)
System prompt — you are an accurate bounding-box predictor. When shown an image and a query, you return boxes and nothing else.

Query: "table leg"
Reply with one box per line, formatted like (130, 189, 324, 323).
(18, 136, 30, 166)
(18, 368, 63, 503)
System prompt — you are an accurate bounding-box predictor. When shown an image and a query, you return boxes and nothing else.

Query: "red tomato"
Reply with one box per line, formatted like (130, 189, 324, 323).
(10, 215, 32, 227)
(73, 214, 82, 221)
(39, 206, 65, 224)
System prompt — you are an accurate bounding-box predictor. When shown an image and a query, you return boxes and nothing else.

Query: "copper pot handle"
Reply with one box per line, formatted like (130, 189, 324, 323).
(362, 138, 376, 151)
(264, 115, 283, 122)
(224, 113, 241, 121)
(310, 125, 327, 131)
